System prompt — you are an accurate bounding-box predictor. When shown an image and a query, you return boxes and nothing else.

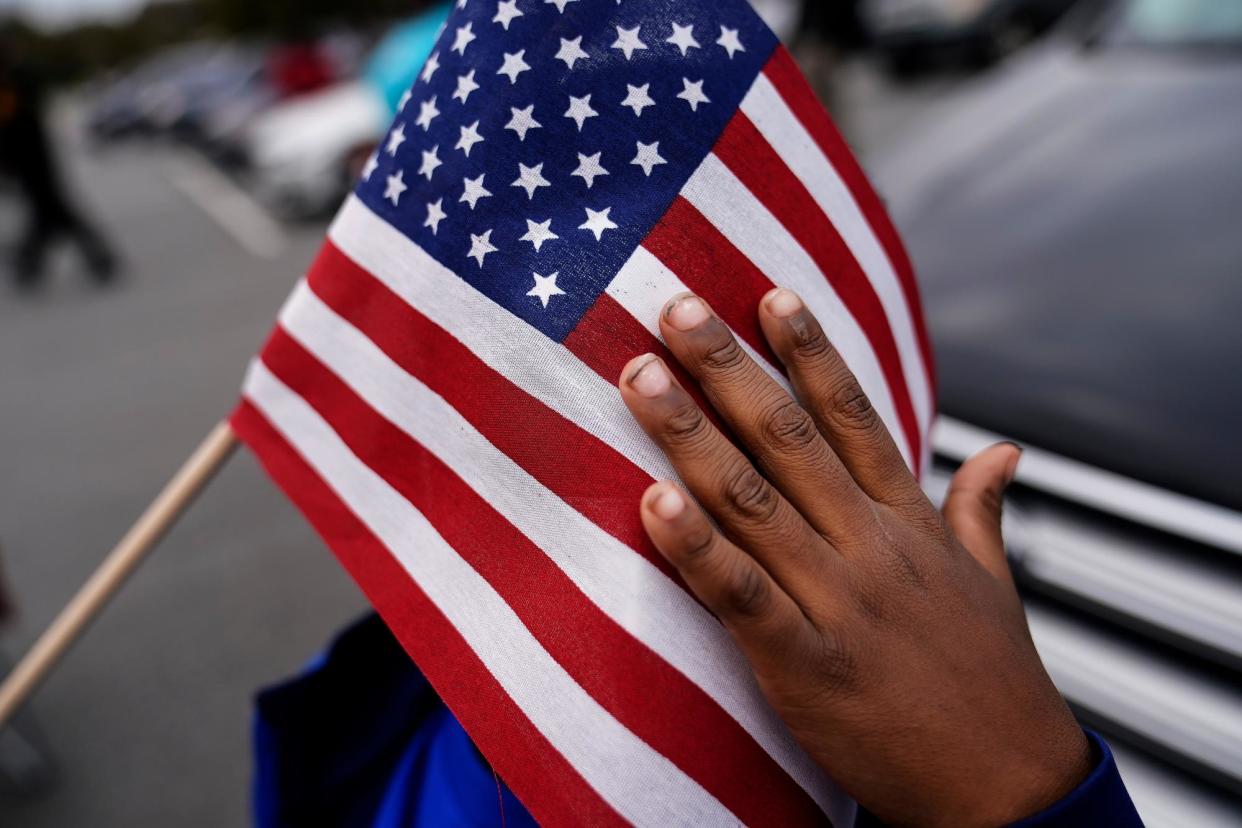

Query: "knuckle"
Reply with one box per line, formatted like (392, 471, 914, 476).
(828, 381, 878, 432)
(759, 400, 820, 453)
(661, 400, 709, 447)
(676, 524, 718, 571)
(791, 320, 834, 361)
(814, 632, 857, 688)
(699, 333, 748, 376)
(791, 629, 857, 699)
(720, 560, 772, 619)
(722, 460, 781, 522)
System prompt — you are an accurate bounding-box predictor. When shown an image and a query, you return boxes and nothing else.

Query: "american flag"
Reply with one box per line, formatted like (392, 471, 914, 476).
(232, 0, 935, 824)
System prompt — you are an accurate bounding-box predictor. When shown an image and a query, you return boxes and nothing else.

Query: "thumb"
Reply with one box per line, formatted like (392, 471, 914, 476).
(942, 443, 1022, 584)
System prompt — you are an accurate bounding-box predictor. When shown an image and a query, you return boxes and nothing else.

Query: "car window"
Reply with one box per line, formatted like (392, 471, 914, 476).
(1117, 0, 1242, 45)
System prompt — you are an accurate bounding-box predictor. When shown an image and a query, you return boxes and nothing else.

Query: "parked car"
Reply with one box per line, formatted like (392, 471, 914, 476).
(242, 7, 449, 217)
(873, 0, 1242, 823)
(86, 42, 221, 142)
(863, 0, 1082, 73)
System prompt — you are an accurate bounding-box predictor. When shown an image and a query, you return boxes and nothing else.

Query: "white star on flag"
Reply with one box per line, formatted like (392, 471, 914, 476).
(544, 0, 578, 13)
(666, 23, 700, 56)
(717, 26, 746, 58)
(621, 83, 656, 117)
(460, 173, 493, 209)
(397, 89, 412, 111)
(497, 50, 532, 84)
(631, 141, 667, 176)
(505, 105, 542, 141)
(579, 206, 618, 240)
(420, 51, 440, 82)
(512, 162, 551, 200)
(361, 152, 378, 181)
(519, 218, 560, 251)
(612, 25, 648, 61)
(676, 78, 710, 112)
(424, 199, 447, 234)
(386, 123, 406, 155)
(456, 121, 485, 157)
(415, 97, 440, 131)
(384, 170, 407, 206)
(418, 146, 443, 180)
(453, 70, 480, 104)
(571, 152, 609, 188)
(493, 0, 522, 30)
(555, 36, 590, 70)
(527, 271, 566, 307)
(564, 95, 599, 131)
(451, 21, 477, 55)
(467, 229, 498, 268)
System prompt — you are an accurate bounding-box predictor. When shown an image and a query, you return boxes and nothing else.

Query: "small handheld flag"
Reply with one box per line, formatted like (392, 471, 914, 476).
(232, 1, 936, 824)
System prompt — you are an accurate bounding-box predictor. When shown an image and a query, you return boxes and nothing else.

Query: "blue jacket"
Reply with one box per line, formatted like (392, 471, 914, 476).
(254, 615, 1143, 827)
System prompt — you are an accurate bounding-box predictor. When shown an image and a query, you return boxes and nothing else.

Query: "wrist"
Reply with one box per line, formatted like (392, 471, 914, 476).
(981, 720, 1095, 826)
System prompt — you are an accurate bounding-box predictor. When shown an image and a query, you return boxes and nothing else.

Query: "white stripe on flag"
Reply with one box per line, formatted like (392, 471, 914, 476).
(608, 246, 790, 389)
(328, 196, 677, 484)
(741, 76, 934, 434)
(680, 154, 914, 466)
(243, 358, 741, 828)
(275, 282, 839, 815)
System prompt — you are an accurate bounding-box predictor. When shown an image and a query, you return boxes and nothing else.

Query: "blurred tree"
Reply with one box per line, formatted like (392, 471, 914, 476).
(0, 0, 439, 85)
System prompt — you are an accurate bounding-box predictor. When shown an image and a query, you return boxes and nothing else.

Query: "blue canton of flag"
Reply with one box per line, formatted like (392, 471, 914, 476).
(359, 0, 777, 342)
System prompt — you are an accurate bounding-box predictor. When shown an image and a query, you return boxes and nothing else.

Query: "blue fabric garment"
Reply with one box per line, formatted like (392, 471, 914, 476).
(252, 614, 534, 828)
(1010, 731, 1145, 828)
(254, 615, 1142, 827)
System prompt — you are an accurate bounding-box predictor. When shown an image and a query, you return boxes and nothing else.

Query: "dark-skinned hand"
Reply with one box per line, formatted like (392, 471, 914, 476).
(618, 289, 1092, 827)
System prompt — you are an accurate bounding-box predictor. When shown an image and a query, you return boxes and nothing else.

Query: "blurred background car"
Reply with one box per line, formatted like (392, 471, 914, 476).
(875, 0, 1242, 818)
(863, 0, 1082, 73)
(242, 6, 447, 217)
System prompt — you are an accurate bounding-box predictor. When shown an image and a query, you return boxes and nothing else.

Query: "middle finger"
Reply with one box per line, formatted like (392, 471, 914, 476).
(659, 293, 873, 542)
(619, 353, 839, 603)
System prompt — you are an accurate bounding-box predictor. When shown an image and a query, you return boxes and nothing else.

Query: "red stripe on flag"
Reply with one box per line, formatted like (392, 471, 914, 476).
(713, 112, 923, 472)
(306, 242, 671, 579)
(642, 197, 784, 373)
(763, 48, 937, 397)
(563, 292, 729, 435)
(230, 399, 624, 828)
(258, 329, 830, 827)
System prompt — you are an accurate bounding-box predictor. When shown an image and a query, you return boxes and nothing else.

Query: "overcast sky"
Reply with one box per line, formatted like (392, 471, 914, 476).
(0, 0, 151, 30)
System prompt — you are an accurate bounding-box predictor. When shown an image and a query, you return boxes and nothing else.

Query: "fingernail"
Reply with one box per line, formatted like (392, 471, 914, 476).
(651, 487, 686, 520)
(1003, 443, 1024, 486)
(628, 356, 671, 398)
(766, 288, 803, 319)
(666, 295, 710, 332)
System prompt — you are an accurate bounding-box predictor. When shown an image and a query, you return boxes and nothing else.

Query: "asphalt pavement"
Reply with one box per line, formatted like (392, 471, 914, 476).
(0, 63, 966, 827)
(0, 108, 369, 826)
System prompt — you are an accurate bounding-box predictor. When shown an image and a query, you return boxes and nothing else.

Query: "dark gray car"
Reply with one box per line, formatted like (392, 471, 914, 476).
(874, 0, 1242, 822)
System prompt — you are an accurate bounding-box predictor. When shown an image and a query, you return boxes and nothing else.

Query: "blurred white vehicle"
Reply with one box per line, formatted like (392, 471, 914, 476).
(242, 8, 449, 217)
(244, 81, 388, 217)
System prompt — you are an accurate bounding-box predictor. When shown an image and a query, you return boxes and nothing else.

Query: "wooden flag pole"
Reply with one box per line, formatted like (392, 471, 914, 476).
(0, 420, 240, 728)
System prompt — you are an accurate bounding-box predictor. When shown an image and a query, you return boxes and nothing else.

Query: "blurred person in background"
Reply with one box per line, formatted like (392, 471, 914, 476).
(0, 35, 117, 290)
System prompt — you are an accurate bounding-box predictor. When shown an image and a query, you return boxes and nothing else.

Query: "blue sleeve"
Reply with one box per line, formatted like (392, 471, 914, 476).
(1009, 731, 1144, 828)
(855, 731, 1144, 828)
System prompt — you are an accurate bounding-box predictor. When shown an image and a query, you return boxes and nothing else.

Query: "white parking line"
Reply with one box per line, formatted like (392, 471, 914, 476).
(162, 155, 288, 260)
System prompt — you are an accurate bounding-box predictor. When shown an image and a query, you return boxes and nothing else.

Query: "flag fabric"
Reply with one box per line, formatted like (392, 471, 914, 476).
(231, 0, 936, 825)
